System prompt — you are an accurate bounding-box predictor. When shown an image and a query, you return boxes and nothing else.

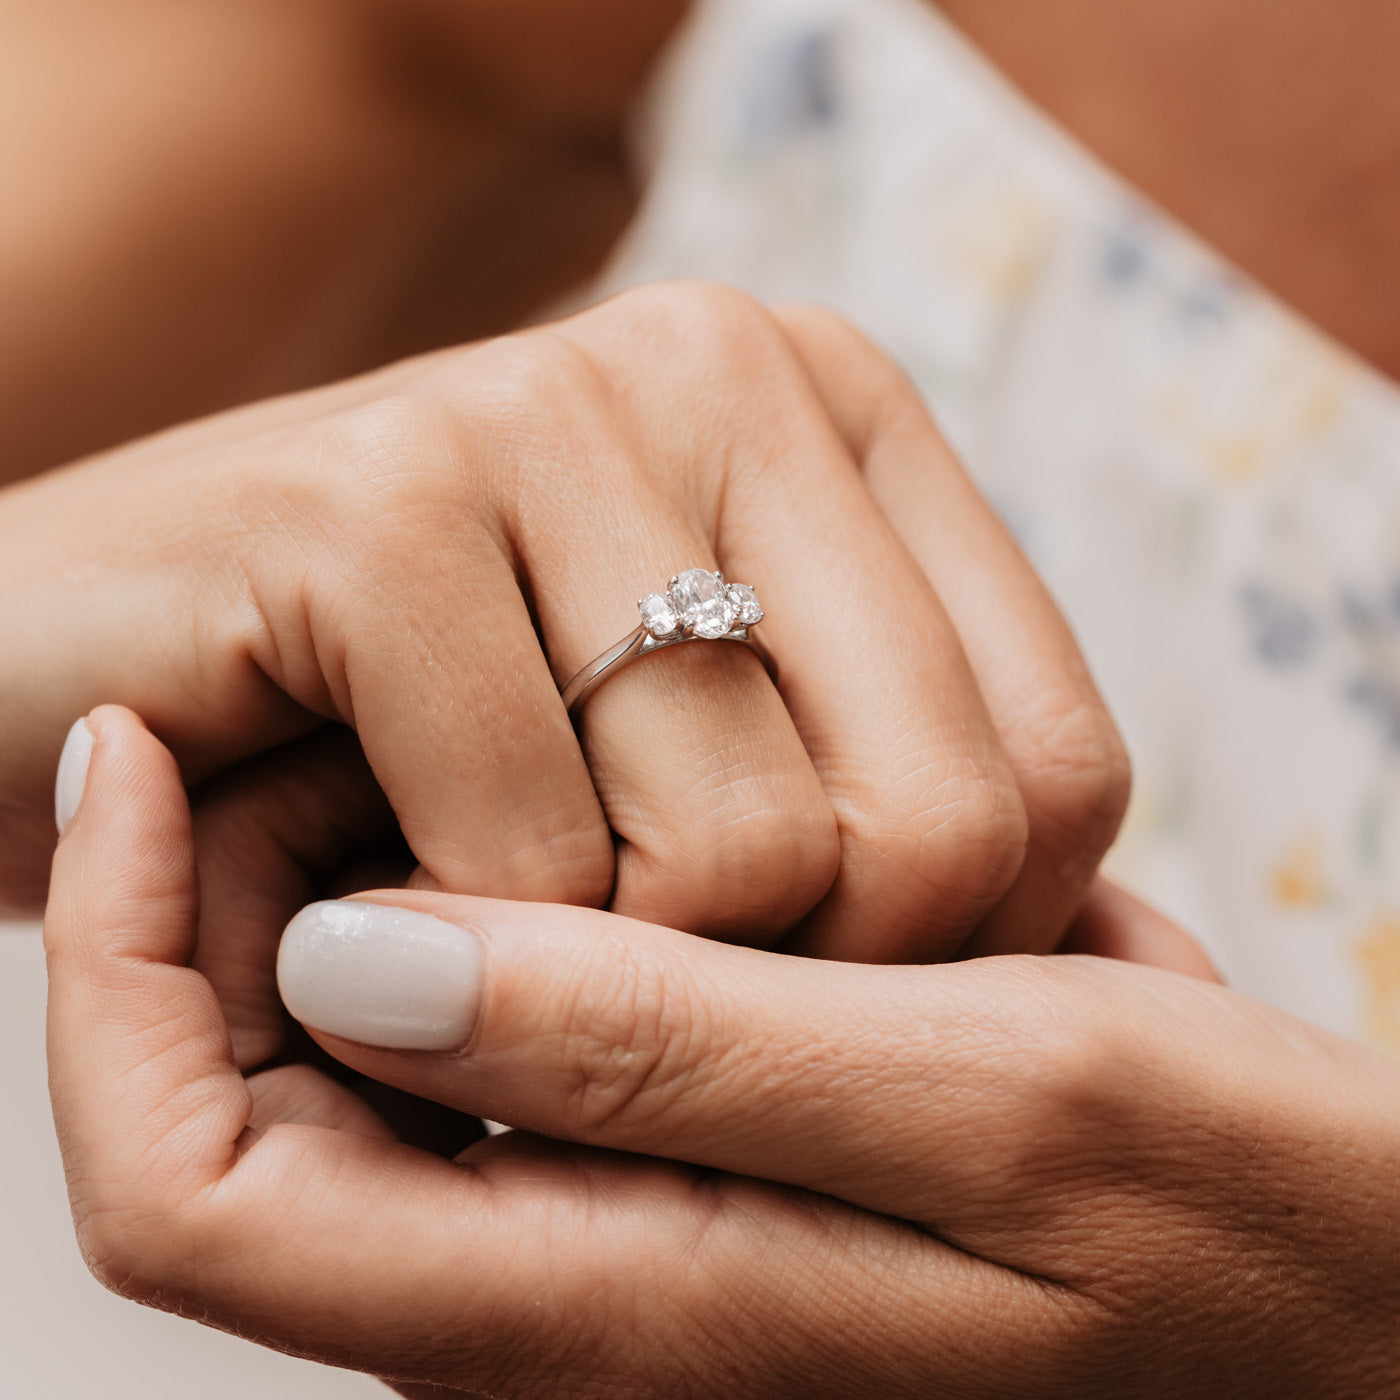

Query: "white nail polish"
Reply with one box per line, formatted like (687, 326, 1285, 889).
(277, 901, 484, 1051)
(54, 717, 95, 836)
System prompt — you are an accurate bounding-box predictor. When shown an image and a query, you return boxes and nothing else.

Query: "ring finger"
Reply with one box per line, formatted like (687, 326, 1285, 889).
(501, 398, 838, 944)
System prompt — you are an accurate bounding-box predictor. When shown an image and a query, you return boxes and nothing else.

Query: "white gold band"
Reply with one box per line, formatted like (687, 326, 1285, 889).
(560, 568, 773, 718)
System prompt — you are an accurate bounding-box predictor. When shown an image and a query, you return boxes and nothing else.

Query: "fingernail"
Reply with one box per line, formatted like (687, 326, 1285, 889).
(55, 717, 95, 836)
(276, 901, 484, 1051)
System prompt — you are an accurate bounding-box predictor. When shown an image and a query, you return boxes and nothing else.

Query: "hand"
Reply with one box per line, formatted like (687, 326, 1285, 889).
(12, 284, 1126, 1045)
(47, 707, 1400, 1398)
(0, 0, 685, 479)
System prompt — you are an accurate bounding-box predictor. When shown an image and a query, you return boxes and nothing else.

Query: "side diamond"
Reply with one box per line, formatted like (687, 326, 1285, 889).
(639, 592, 679, 638)
(726, 582, 763, 627)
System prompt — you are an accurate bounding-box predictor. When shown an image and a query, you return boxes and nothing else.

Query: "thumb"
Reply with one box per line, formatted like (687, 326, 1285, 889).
(276, 889, 1050, 1234)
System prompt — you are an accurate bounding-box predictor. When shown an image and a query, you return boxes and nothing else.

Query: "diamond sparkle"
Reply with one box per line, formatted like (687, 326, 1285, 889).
(671, 569, 734, 639)
(726, 582, 763, 627)
(637, 569, 762, 641)
(638, 592, 679, 638)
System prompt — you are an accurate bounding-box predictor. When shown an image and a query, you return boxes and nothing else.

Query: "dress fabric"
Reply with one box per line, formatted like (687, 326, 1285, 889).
(596, 0, 1400, 1049)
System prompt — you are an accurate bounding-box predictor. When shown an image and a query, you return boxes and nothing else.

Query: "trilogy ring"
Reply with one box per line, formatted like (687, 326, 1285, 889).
(560, 568, 775, 718)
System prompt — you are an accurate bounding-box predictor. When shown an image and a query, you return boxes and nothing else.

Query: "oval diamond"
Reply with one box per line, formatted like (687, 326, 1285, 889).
(639, 592, 679, 638)
(671, 568, 734, 639)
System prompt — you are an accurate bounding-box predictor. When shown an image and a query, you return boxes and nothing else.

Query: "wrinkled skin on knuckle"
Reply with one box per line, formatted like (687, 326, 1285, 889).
(487, 823, 617, 910)
(553, 934, 714, 1142)
(275, 386, 505, 657)
(703, 798, 841, 929)
(251, 392, 481, 680)
(311, 392, 464, 520)
(587, 280, 783, 371)
(74, 1193, 208, 1315)
(854, 757, 1029, 932)
(924, 963, 1149, 1223)
(570, 281, 807, 472)
(631, 789, 841, 939)
(1011, 691, 1132, 879)
(435, 328, 656, 535)
(442, 330, 597, 445)
(308, 335, 594, 567)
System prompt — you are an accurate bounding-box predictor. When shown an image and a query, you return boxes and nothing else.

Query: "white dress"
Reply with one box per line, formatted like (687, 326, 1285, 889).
(597, 0, 1400, 1050)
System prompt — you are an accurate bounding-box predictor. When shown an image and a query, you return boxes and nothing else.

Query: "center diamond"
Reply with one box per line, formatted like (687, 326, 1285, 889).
(671, 568, 735, 639)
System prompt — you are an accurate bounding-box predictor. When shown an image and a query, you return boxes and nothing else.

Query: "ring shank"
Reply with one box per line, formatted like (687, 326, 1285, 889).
(560, 625, 778, 718)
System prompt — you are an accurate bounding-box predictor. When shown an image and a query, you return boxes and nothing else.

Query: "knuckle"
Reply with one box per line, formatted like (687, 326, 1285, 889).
(492, 824, 617, 910)
(637, 788, 841, 938)
(708, 799, 841, 926)
(290, 394, 471, 576)
(862, 758, 1029, 928)
(443, 331, 625, 505)
(75, 1196, 197, 1310)
(301, 393, 516, 600)
(558, 934, 709, 1138)
(461, 331, 600, 427)
(314, 334, 597, 543)
(323, 394, 458, 510)
(986, 965, 1137, 1171)
(598, 279, 784, 370)
(1015, 694, 1133, 868)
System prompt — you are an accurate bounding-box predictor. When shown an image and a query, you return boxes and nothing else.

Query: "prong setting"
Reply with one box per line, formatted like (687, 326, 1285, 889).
(567, 568, 775, 716)
(638, 568, 762, 641)
(638, 592, 680, 639)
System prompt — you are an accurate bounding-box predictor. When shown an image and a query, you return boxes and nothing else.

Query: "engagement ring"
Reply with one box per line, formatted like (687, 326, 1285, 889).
(560, 568, 774, 718)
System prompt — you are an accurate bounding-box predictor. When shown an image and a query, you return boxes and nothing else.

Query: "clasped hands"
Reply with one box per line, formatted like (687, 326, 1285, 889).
(38, 286, 1400, 1398)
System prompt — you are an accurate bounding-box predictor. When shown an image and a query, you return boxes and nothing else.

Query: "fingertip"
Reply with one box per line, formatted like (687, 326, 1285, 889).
(277, 898, 485, 1052)
(47, 704, 197, 966)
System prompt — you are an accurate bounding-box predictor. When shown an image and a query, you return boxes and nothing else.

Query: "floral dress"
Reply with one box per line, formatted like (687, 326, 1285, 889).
(596, 0, 1400, 1050)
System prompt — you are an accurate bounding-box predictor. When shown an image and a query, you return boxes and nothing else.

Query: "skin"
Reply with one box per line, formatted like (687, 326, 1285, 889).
(48, 706, 1400, 1398)
(19, 0, 1400, 1391)
(10, 284, 1129, 1070)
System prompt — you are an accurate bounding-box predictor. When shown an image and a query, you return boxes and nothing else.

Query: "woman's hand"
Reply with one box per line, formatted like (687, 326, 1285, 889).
(13, 284, 1126, 1031)
(47, 707, 1400, 1398)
